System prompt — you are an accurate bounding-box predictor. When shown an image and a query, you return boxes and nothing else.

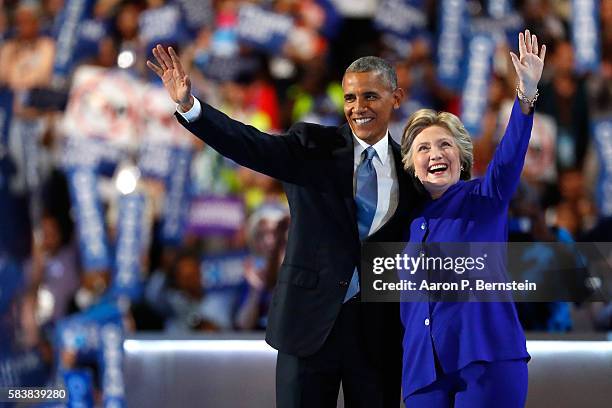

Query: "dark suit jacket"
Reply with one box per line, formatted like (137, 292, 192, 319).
(176, 100, 422, 357)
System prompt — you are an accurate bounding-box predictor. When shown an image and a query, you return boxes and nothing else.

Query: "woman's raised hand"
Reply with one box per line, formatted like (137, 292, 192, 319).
(510, 29, 546, 99)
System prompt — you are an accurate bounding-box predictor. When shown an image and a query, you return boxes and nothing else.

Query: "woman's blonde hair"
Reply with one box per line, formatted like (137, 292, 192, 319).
(400, 109, 473, 180)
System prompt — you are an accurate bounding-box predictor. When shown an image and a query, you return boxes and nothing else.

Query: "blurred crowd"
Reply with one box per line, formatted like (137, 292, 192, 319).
(0, 0, 611, 400)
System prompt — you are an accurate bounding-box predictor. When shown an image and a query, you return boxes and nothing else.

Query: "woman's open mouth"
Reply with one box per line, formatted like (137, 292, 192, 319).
(428, 163, 448, 175)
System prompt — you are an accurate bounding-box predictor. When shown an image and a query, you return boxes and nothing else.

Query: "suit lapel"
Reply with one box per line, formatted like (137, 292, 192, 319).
(390, 138, 410, 214)
(332, 125, 359, 240)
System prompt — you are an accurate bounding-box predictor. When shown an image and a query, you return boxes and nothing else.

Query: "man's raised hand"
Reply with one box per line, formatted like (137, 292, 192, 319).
(146, 45, 194, 111)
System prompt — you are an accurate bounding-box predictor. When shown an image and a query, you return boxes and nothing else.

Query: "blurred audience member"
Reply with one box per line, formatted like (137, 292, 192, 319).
(509, 183, 575, 332)
(551, 169, 597, 237)
(67, 269, 111, 314)
(520, 0, 566, 46)
(538, 40, 590, 171)
(285, 57, 344, 128)
(144, 245, 177, 320)
(0, 6, 8, 43)
(164, 250, 220, 332)
(235, 204, 289, 330)
(0, 1, 55, 102)
(25, 212, 79, 324)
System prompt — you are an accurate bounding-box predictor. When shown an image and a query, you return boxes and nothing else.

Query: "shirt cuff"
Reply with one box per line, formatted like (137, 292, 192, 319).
(177, 96, 201, 122)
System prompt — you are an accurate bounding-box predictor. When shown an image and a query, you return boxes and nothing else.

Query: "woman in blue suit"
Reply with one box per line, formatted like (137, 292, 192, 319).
(399, 30, 546, 407)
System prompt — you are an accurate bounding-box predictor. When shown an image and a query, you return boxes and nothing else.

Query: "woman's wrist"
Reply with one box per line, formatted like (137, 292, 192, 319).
(516, 84, 539, 107)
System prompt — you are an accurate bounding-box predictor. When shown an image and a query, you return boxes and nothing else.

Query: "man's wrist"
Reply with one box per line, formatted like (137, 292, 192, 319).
(178, 95, 195, 113)
(177, 97, 202, 122)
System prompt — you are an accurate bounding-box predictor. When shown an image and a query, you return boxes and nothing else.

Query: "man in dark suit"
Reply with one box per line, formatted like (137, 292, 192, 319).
(148, 45, 422, 407)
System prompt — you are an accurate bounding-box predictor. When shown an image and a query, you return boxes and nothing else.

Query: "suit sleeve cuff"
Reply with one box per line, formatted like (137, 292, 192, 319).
(177, 96, 202, 122)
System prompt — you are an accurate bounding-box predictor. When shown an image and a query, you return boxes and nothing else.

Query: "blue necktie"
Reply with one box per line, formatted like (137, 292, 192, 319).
(344, 146, 378, 302)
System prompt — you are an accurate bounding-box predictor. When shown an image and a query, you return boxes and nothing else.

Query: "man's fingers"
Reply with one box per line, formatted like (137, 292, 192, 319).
(146, 60, 163, 77)
(169, 47, 185, 77)
(173, 67, 183, 83)
(152, 47, 167, 70)
(156, 44, 174, 69)
(532, 35, 538, 55)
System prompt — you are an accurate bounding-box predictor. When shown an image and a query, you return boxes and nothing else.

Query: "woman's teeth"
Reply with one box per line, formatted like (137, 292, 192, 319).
(428, 164, 448, 173)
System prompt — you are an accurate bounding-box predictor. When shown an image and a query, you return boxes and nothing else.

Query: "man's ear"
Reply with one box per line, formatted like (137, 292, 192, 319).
(393, 87, 405, 109)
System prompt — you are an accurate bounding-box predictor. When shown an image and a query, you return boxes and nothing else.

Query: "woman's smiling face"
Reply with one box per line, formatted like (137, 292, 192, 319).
(412, 125, 462, 199)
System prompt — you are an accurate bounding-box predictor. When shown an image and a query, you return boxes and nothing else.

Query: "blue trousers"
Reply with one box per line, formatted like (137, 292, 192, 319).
(404, 359, 528, 408)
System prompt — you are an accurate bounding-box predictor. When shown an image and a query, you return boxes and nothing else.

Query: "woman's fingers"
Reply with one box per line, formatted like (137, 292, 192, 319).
(532, 35, 538, 55)
(518, 32, 526, 59)
(525, 29, 532, 53)
(510, 52, 521, 73)
(539, 44, 546, 61)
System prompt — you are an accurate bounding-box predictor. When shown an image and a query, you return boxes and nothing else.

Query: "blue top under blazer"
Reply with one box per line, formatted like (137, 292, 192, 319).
(400, 98, 533, 399)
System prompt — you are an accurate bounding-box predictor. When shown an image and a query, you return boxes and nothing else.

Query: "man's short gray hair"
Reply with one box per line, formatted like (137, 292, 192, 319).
(345, 56, 398, 90)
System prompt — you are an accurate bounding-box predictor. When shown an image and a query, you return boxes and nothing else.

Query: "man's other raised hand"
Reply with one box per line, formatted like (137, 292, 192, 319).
(147, 45, 194, 112)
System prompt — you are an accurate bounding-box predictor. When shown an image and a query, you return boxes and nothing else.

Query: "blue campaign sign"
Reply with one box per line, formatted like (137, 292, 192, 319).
(374, 0, 427, 39)
(138, 141, 173, 180)
(11, 118, 45, 192)
(66, 166, 111, 272)
(0, 256, 23, 315)
(56, 318, 101, 364)
(175, 0, 215, 36)
(112, 192, 146, 301)
(63, 369, 94, 407)
(235, 4, 293, 54)
(55, 301, 123, 365)
(0, 90, 13, 244)
(482, 0, 523, 50)
(139, 4, 189, 50)
(0, 349, 50, 388)
(98, 320, 125, 408)
(317, 0, 342, 40)
(592, 119, 612, 216)
(487, 0, 512, 19)
(460, 33, 495, 137)
(201, 250, 250, 289)
(161, 147, 193, 245)
(74, 19, 109, 63)
(0, 88, 12, 147)
(53, 0, 96, 80)
(571, 0, 600, 73)
(62, 137, 125, 178)
(436, 0, 468, 91)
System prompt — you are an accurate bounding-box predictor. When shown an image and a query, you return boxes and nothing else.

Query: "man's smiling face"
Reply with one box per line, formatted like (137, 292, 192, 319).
(342, 71, 403, 146)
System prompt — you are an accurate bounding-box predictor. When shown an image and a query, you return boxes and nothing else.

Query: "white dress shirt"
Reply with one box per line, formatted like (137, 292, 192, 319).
(352, 132, 399, 236)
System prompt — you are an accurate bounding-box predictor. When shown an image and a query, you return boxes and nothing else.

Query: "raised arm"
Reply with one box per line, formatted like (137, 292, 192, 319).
(147, 45, 305, 183)
(482, 30, 546, 202)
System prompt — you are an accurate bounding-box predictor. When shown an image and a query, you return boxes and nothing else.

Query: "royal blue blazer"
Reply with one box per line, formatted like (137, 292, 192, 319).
(400, 98, 533, 398)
